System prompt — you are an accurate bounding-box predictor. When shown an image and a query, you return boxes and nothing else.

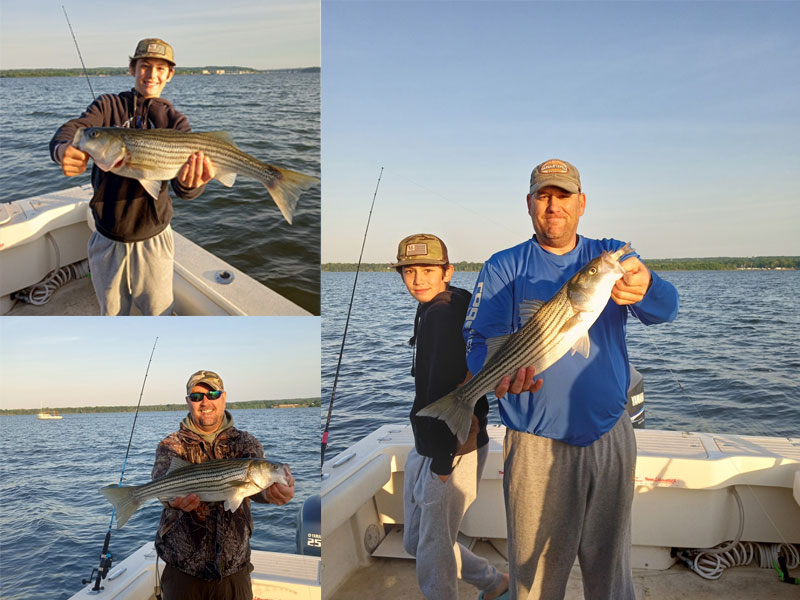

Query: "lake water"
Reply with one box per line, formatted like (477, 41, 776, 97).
(0, 72, 320, 313)
(321, 269, 800, 460)
(0, 408, 319, 600)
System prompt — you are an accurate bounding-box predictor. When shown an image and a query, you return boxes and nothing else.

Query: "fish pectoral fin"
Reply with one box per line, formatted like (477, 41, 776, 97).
(224, 496, 245, 513)
(166, 456, 192, 474)
(557, 314, 593, 358)
(485, 334, 511, 362)
(519, 299, 545, 323)
(570, 333, 592, 359)
(216, 172, 237, 188)
(229, 480, 252, 488)
(138, 179, 164, 200)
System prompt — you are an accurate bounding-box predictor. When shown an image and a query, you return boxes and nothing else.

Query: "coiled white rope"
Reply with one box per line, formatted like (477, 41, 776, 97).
(13, 260, 90, 305)
(684, 542, 800, 580)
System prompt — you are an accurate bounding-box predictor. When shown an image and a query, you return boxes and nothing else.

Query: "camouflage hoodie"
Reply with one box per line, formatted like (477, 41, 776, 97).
(152, 411, 267, 580)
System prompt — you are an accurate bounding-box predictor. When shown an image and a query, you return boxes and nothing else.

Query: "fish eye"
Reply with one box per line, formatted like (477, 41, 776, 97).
(89, 130, 99, 138)
(588, 267, 597, 275)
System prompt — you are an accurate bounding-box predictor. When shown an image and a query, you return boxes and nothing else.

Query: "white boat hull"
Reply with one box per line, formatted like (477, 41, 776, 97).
(321, 424, 800, 598)
(0, 186, 310, 316)
(67, 542, 321, 600)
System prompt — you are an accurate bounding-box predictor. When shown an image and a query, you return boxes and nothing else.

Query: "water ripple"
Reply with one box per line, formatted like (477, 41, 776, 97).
(322, 270, 800, 459)
(0, 73, 320, 314)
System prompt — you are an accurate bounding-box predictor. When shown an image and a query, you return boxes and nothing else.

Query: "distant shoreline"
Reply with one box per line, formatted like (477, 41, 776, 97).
(0, 398, 320, 416)
(323, 257, 799, 272)
(0, 66, 320, 78)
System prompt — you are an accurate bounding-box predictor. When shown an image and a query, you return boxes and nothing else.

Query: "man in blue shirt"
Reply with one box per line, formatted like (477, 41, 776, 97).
(465, 159, 679, 599)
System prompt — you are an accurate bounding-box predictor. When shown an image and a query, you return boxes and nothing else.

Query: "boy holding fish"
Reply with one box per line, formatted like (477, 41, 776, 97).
(457, 159, 679, 599)
(392, 234, 512, 600)
(49, 38, 214, 316)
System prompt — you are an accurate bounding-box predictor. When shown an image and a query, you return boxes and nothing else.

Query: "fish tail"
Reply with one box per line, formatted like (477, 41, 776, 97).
(416, 389, 474, 445)
(99, 485, 140, 529)
(264, 166, 319, 225)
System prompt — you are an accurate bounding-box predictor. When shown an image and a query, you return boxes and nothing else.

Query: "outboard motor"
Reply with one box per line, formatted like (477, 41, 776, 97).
(626, 364, 645, 428)
(296, 493, 321, 556)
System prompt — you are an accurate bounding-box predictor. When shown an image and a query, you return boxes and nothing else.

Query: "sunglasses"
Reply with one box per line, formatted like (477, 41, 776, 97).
(187, 390, 224, 402)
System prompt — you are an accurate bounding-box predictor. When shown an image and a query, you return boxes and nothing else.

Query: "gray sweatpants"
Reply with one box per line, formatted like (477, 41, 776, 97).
(88, 226, 174, 316)
(504, 415, 636, 600)
(403, 444, 504, 600)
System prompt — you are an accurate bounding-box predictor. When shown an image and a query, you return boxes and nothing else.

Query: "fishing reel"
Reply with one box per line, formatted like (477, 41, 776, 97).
(82, 534, 113, 593)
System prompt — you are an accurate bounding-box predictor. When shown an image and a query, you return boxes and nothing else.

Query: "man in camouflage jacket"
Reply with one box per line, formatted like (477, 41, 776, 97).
(153, 370, 295, 600)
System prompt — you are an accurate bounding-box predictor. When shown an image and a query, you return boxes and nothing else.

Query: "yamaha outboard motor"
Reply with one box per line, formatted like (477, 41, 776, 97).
(296, 493, 321, 556)
(626, 364, 645, 428)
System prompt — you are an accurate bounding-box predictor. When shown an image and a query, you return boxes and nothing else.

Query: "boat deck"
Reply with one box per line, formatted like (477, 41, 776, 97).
(330, 538, 800, 599)
(5, 276, 98, 315)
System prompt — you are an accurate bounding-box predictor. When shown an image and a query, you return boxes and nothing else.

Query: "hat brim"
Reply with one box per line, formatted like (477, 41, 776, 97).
(132, 54, 175, 67)
(389, 258, 448, 268)
(186, 379, 223, 394)
(530, 177, 580, 195)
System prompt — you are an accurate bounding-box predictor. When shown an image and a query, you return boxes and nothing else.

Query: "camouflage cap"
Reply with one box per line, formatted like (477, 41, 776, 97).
(131, 38, 175, 66)
(390, 233, 449, 268)
(530, 158, 581, 195)
(186, 370, 224, 394)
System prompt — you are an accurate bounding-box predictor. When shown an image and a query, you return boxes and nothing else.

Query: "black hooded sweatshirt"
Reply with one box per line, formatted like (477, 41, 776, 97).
(49, 89, 204, 242)
(409, 285, 489, 476)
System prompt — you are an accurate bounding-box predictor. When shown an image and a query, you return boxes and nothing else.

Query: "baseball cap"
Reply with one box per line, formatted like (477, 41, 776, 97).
(131, 38, 175, 66)
(530, 159, 581, 195)
(390, 233, 449, 268)
(186, 370, 224, 394)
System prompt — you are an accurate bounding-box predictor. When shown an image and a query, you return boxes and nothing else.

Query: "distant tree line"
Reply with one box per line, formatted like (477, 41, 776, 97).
(323, 261, 485, 272)
(323, 257, 799, 272)
(644, 256, 799, 271)
(1, 398, 320, 416)
(0, 66, 320, 78)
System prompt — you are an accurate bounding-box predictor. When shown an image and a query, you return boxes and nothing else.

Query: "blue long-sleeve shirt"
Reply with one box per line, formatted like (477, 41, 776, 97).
(464, 235, 679, 446)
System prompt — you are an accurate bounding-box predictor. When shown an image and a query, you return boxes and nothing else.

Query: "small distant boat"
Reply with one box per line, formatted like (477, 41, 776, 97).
(37, 410, 63, 420)
(37, 401, 63, 420)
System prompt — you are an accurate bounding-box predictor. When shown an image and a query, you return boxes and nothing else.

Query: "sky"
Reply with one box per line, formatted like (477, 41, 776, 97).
(0, 0, 320, 70)
(321, 1, 800, 263)
(0, 317, 320, 410)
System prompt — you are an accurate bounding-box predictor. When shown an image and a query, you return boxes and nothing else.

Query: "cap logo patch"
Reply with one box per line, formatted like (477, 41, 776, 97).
(406, 243, 428, 257)
(147, 43, 166, 55)
(539, 160, 569, 175)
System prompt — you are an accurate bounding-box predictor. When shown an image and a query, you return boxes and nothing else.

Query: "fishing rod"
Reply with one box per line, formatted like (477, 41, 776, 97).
(321, 167, 383, 470)
(61, 5, 96, 103)
(82, 337, 158, 593)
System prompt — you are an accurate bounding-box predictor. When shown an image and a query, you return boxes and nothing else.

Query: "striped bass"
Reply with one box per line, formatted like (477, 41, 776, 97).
(418, 244, 634, 444)
(72, 126, 319, 224)
(99, 457, 290, 529)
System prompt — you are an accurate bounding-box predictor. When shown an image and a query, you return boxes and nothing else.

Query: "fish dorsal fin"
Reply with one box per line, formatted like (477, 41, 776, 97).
(216, 172, 237, 188)
(519, 299, 545, 323)
(485, 334, 511, 362)
(203, 131, 237, 146)
(570, 333, 591, 359)
(138, 178, 164, 200)
(166, 456, 191, 474)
